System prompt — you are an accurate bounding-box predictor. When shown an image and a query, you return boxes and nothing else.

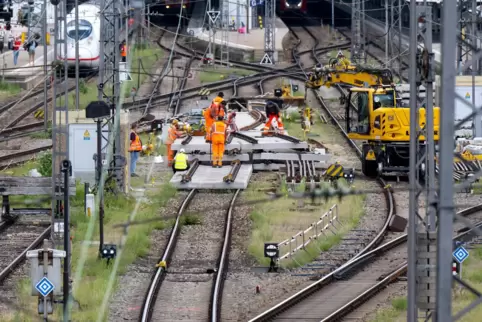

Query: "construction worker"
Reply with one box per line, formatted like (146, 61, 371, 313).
(173, 148, 190, 173)
(129, 124, 143, 177)
(203, 105, 214, 143)
(226, 112, 238, 134)
(120, 40, 127, 62)
(211, 116, 227, 168)
(263, 100, 284, 135)
(165, 120, 186, 167)
(211, 100, 226, 119)
(213, 92, 224, 104)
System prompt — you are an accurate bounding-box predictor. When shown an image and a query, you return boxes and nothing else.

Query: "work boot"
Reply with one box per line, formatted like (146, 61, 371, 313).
(212, 163, 216, 168)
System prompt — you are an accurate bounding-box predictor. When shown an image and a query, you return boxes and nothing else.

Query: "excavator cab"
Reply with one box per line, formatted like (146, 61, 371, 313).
(345, 87, 440, 177)
(345, 87, 398, 139)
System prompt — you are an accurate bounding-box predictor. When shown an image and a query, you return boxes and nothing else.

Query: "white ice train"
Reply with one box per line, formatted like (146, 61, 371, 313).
(63, 2, 136, 71)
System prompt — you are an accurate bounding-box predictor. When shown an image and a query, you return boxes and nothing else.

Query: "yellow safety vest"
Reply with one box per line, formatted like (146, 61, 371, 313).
(174, 153, 188, 170)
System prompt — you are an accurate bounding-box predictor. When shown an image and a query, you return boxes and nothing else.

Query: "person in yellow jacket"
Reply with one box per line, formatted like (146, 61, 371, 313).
(165, 120, 186, 167)
(212, 92, 224, 104)
(129, 124, 143, 177)
(173, 148, 190, 173)
(210, 116, 227, 168)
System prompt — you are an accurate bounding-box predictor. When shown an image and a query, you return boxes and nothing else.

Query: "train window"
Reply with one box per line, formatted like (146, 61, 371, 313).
(67, 19, 93, 40)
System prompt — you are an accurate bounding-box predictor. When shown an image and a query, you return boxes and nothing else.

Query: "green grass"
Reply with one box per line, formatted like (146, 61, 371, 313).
(55, 46, 163, 110)
(199, 67, 255, 84)
(0, 158, 177, 321)
(246, 111, 365, 267)
(2, 178, 177, 321)
(0, 81, 22, 98)
(369, 246, 482, 322)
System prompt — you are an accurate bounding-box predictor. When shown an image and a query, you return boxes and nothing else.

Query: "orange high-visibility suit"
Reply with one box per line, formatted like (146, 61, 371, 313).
(210, 120, 227, 167)
(263, 100, 284, 135)
(203, 107, 214, 142)
(165, 124, 185, 166)
(210, 102, 225, 119)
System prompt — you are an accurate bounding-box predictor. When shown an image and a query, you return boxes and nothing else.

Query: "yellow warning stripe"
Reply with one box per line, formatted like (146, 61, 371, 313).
(198, 88, 211, 96)
(325, 164, 344, 177)
(34, 109, 44, 119)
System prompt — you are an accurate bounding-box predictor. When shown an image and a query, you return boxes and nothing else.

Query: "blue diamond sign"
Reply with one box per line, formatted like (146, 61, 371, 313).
(35, 277, 55, 297)
(453, 246, 469, 264)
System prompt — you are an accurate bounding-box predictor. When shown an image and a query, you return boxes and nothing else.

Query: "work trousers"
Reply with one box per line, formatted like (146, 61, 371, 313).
(205, 118, 214, 141)
(211, 140, 225, 166)
(130, 151, 140, 174)
(13, 50, 19, 66)
(166, 144, 175, 166)
(263, 114, 284, 134)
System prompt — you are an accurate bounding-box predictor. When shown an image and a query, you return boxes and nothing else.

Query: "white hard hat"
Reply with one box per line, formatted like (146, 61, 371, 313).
(179, 148, 185, 153)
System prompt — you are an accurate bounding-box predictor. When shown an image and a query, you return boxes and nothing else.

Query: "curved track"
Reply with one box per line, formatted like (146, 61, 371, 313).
(246, 18, 401, 322)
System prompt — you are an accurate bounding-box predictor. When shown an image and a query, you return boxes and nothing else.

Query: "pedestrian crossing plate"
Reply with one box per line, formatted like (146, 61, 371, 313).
(208, 11, 220, 24)
(260, 53, 273, 65)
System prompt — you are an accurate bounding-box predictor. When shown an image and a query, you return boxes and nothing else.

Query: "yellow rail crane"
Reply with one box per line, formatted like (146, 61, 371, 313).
(306, 64, 440, 177)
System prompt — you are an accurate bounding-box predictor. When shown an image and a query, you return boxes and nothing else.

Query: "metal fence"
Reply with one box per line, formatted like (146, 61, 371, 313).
(277, 204, 340, 262)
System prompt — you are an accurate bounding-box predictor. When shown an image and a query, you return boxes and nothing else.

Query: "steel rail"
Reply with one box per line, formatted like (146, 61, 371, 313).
(321, 203, 482, 321)
(139, 189, 197, 322)
(210, 189, 241, 322)
(248, 20, 397, 322)
(0, 225, 51, 283)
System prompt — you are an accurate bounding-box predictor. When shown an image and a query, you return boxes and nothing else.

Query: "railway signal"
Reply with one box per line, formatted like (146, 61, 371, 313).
(264, 243, 279, 272)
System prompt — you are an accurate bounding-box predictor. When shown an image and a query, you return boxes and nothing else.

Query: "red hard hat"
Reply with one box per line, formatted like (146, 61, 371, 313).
(231, 112, 236, 117)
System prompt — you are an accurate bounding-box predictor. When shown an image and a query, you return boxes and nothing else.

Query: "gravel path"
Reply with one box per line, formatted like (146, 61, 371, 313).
(150, 191, 233, 321)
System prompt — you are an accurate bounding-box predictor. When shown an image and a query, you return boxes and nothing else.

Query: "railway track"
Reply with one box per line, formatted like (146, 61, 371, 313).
(139, 189, 240, 322)
(0, 222, 51, 285)
(244, 18, 412, 322)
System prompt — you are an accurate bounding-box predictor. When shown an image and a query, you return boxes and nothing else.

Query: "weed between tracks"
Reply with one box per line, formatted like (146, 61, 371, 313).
(199, 67, 256, 83)
(246, 110, 365, 267)
(54, 46, 163, 110)
(370, 246, 482, 322)
(0, 162, 177, 321)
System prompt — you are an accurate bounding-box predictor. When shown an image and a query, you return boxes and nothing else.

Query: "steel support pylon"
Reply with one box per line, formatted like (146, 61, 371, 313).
(96, 0, 125, 190)
(458, 0, 482, 137)
(406, 0, 482, 320)
(207, 0, 215, 64)
(264, 0, 275, 64)
(51, 0, 69, 247)
(220, 0, 229, 67)
(350, 0, 364, 63)
(407, 2, 438, 320)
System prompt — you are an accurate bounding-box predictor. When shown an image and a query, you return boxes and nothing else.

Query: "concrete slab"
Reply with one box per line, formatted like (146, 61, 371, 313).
(172, 134, 308, 152)
(235, 112, 259, 130)
(189, 153, 251, 162)
(170, 164, 252, 190)
(253, 152, 331, 162)
(190, 23, 287, 52)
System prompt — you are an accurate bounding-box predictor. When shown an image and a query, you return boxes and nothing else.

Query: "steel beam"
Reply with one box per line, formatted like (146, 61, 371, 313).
(264, 0, 275, 63)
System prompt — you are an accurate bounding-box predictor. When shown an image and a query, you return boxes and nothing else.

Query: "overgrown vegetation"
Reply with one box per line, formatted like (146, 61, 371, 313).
(2, 172, 177, 321)
(0, 81, 22, 97)
(247, 110, 365, 267)
(199, 67, 255, 83)
(37, 151, 52, 176)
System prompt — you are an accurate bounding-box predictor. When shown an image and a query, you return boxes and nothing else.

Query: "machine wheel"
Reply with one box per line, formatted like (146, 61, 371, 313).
(362, 159, 378, 177)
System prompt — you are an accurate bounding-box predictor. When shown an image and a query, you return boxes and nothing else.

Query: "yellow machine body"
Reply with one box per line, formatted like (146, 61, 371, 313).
(345, 87, 440, 177)
(346, 87, 440, 142)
